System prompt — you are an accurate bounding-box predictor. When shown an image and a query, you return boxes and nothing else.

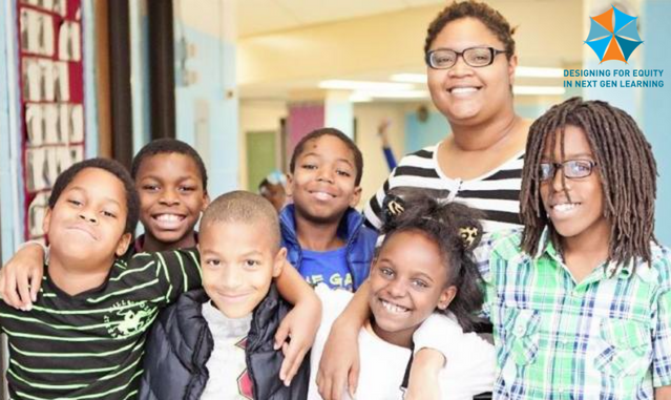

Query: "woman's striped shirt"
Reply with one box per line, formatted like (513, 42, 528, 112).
(364, 143, 524, 234)
(0, 249, 201, 400)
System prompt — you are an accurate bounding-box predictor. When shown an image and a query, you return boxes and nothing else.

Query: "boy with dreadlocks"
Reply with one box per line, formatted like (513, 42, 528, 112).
(319, 97, 671, 399)
(405, 96, 671, 399)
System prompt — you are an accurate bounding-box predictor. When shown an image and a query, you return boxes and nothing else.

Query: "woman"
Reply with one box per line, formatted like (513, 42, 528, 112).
(364, 0, 529, 234)
(319, 1, 530, 399)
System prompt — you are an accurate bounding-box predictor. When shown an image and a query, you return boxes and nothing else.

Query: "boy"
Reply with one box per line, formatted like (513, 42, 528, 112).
(0, 158, 202, 399)
(140, 191, 310, 399)
(3, 139, 320, 383)
(282, 128, 377, 291)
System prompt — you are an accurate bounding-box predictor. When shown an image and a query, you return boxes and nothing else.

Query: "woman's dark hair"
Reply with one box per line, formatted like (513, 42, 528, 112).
(49, 158, 140, 235)
(424, 0, 517, 59)
(378, 189, 484, 332)
(520, 97, 658, 269)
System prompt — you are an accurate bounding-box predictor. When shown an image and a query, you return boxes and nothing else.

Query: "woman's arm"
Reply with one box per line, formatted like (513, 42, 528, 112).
(316, 280, 371, 400)
(274, 259, 322, 386)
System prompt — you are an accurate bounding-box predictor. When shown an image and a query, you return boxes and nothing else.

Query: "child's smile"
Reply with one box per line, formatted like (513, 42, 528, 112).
(540, 125, 608, 245)
(369, 230, 455, 348)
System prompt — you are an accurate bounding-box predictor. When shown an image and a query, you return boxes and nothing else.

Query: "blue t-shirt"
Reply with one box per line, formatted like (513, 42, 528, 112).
(298, 247, 353, 291)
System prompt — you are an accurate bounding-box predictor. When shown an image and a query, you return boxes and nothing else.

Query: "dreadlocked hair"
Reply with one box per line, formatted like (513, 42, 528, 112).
(520, 96, 658, 268)
(379, 188, 485, 333)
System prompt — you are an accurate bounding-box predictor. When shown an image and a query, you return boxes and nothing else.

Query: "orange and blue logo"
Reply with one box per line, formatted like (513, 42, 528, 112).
(585, 5, 643, 63)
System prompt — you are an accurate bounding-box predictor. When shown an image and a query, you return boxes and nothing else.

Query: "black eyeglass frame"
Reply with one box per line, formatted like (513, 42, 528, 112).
(425, 46, 507, 69)
(539, 160, 599, 182)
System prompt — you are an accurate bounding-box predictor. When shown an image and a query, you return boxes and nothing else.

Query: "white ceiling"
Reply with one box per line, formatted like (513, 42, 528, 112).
(236, 0, 447, 37)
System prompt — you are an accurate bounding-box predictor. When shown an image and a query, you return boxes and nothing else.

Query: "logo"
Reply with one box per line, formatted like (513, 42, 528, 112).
(104, 300, 154, 338)
(585, 5, 643, 63)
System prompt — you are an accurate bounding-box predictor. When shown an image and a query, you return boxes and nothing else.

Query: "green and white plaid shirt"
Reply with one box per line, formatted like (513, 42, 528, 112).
(475, 229, 671, 399)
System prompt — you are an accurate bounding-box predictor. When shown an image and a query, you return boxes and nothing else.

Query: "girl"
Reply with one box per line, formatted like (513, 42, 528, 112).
(323, 98, 671, 399)
(309, 189, 495, 399)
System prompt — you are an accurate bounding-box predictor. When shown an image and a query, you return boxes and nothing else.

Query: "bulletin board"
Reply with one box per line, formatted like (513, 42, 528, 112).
(17, 0, 85, 241)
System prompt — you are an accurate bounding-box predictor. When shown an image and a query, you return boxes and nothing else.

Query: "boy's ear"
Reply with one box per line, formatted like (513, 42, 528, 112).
(273, 247, 287, 278)
(115, 233, 133, 257)
(42, 208, 52, 235)
(349, 186, 362, 208)
(201, 193, 211, 212)
(436, 285, 457, 311)
(285, 174, 294, 198)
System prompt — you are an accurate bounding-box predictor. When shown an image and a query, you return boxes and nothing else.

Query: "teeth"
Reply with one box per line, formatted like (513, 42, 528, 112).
(450, 87, 478, 95)
(156, 214, 182, 222)
(381, 300, 409, 314)
(313, 192, 333, 201)
(554, 203, 578, 213)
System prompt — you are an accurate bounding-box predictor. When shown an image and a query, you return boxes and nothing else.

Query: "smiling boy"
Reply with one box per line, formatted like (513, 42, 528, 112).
(281, 128, 377, 291)
(140, 191, 311, 400)
(0, 158, 202, 400)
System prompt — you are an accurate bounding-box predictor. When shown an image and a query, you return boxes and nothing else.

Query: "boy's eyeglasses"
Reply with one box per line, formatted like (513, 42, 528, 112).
(425, 46, 506, 69)
(539, 160, 598, 181)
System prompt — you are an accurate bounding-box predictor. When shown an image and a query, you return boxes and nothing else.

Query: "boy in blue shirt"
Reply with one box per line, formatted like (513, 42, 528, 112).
(281, 128, 377, 291)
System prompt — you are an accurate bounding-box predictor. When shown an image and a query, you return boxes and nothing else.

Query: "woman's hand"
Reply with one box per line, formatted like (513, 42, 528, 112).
(0, 243, 46, 310)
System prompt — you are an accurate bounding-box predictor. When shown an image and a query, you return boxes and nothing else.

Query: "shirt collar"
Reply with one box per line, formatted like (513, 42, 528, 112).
(534, 227, 634, 279)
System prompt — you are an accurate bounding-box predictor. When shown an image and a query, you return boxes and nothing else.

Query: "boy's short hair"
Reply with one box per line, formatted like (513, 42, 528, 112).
(130, 138, 208, 192)
(49, 158, 140, 235)
(289, 128, 364, 186)
(201, 191, 281, 252)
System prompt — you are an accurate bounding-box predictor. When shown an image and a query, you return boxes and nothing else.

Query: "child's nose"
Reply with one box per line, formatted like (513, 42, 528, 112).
(551, 166, 571, 193)
(316, 169, 335, 184)
(387, 279, 408, 298)
(160, 190, 180, 206)
(79, 212, 97, 224)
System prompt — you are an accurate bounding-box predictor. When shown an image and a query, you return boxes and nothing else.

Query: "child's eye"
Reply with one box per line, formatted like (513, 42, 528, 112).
(179, 186, 196, 192)
(142, 185, 159, 192)
(206, 259, 220, 267)
(379, 267, 395, 278)
(301, 164, 317, 170)
(67, 199, 82, 207)
(336, 170, 351, 177)
(412, 279, 429, 289)
(245, 260, 260, 268)
(101, 210, 116, 218)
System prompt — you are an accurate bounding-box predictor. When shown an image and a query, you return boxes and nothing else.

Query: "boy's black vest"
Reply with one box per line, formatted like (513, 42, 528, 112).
(138, 285, 310, 400)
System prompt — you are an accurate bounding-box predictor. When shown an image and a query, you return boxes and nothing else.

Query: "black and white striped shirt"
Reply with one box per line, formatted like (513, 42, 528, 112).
(0, 249, 201, 400)
(364, 144, 524, 234)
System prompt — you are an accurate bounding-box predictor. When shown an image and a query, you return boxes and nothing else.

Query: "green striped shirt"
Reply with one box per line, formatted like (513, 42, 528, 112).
(0, 249, 201, 400)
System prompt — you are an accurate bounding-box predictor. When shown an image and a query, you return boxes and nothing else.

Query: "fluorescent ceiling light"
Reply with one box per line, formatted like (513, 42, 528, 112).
(513, 86, 565, 96)
(319, 80, 415, 91)
(390, 73, 427, 83)
(515, 66, 564, 78)
(349, 93, 373, 103)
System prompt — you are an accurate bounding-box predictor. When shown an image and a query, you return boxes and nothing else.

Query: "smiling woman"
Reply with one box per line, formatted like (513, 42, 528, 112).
(364, 1, 531, 235)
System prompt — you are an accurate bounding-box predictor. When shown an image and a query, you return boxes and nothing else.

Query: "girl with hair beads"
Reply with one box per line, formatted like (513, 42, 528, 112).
(308, 189, 495, 400)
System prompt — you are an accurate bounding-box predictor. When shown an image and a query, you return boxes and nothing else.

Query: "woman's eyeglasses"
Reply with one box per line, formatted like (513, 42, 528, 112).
(425, 46, 506, 69)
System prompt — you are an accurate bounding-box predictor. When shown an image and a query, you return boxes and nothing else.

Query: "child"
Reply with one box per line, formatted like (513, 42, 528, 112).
(308, 189, 494, 399)
(319, 97, 671, 399)
(130, 138, 210, 252)
(282, 127, 377, 291)
(2, 139, 320, 386)
(0, 158, 203, 399)
(139, 191, 310, 400)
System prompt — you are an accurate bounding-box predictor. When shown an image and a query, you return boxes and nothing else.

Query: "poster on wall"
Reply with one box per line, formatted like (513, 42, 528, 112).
(17, 0, 84, 242)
